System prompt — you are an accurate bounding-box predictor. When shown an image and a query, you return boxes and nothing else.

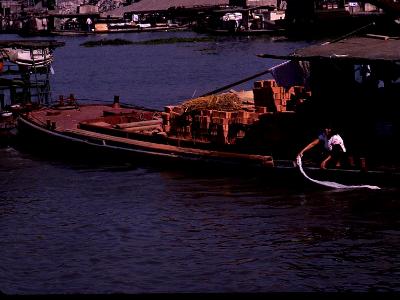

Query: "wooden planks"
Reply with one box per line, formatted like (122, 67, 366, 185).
(64, 128, 274, 167)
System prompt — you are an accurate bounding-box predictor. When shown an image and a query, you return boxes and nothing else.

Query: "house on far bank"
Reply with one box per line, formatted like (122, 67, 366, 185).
(48, 4, 100, 33)
(102, 0, 232, 20)
(97, 0, 232, 32)
(101, 0, 281, 32)
(0, 0, 21, 16)
(230, 0, 280, 7)
(283, 0, 391, 38)
(0, 0, 22, 31)
(103, 1, 280, 18)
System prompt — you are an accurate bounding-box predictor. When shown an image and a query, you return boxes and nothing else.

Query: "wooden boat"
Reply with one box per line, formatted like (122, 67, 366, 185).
(14, 89, 399, 187)
(11, 35, 400, 186)
(16, 96, 276, 171)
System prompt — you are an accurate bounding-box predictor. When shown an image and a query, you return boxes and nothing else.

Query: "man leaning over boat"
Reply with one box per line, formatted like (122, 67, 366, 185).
(297, 126, 350, 169)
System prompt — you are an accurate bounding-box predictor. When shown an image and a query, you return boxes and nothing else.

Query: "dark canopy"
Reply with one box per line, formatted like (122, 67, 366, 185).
(258, 36, 400, 63)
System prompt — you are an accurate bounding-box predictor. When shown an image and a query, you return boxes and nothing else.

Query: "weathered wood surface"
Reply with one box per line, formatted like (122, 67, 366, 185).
(114, 119, 162, 129)
(64, 128, 274, 166)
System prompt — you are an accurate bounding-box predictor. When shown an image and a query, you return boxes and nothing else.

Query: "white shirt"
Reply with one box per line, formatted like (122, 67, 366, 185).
(328, 134, 346, 152)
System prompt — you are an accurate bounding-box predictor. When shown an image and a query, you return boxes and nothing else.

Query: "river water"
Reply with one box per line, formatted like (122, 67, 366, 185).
(0, 32, 399, 293)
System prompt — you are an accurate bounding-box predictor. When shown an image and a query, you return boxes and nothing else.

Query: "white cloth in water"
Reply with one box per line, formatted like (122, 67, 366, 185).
(296, 155, 380, 190)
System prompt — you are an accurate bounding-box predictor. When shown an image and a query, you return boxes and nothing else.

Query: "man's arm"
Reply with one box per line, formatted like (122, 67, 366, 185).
(298, 138, 319, 157)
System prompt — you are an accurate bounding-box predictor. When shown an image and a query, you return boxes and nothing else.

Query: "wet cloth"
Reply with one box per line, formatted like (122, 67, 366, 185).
(296, 155, 380, 190)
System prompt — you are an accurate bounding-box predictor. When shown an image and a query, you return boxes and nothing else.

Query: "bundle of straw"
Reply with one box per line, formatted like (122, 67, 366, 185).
(181, 93, 242, 114)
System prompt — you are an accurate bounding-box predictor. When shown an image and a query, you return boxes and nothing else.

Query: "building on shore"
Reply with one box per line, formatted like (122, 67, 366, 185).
(0, 0, 23, 31)
(47, 4, 100, 33)
(282, 0, 400, 39)
(99, 0, 280, 33)
(102, 0, 231, 18)
(4, 0, 400, 36)
(2, 0, 278, 33)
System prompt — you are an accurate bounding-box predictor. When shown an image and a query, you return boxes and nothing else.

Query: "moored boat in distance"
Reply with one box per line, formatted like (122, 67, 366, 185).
(1, 47, 53, 67)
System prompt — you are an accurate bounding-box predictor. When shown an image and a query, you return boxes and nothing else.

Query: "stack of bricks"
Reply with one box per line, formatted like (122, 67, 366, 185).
(200, 109, 261, 144)
(286, 86, 312, 111)
(253, 79, 293, 113)
(192, 110, 212, 142)
(162, 104, 265, 145)
(253, 79, 275, 112)
(209, 110, 232, 144)
(228, 110, 261, 144)
(162, 105, 191, 138)
(232, 110, 259, 125)
(160, 83, 312, 145)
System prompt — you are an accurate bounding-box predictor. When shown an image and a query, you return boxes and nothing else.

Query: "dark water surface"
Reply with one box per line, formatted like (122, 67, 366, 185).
(1, 32, 400, 293)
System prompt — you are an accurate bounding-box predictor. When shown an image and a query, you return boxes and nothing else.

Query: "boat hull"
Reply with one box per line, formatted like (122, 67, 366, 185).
(16, 113, 399, 187)
(16, 115, 274, 172)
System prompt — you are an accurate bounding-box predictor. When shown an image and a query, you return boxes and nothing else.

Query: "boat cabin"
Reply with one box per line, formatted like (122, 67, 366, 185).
(258, 34, 400, 169)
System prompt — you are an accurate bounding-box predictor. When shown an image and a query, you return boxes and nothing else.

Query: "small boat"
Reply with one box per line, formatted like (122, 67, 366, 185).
(1, 47, 53, 67)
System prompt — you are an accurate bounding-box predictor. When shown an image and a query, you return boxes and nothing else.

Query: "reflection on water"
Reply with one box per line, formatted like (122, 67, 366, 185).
(0, 33, 399, 293)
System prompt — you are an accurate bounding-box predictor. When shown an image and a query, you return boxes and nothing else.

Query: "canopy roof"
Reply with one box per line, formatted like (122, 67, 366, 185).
(258, 36, 400, 63)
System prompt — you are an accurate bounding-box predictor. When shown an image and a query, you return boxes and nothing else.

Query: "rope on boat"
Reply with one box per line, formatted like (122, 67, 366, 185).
(296, 155, 380, 190)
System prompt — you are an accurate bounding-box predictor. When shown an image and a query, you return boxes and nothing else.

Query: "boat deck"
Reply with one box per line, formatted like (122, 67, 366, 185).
(28, 104, 136, 131)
